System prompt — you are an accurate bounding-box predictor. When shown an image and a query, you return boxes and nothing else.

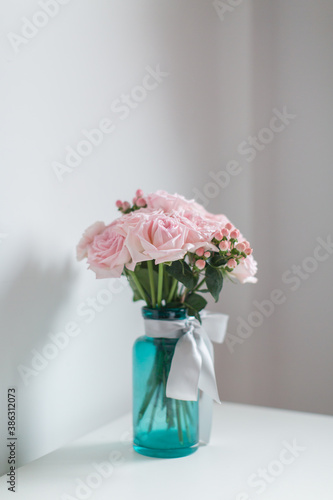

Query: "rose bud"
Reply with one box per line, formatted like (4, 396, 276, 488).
(132, 197, 138, 205)
(236, 242, 246, 252)
(196, 247, 205, 257)
(213, 230, 223, 240)
(137, 198, 147, 207)
(115, 200, 123, 209)
(245, 247, 253, 255)
(122, 201, 131, 211)
(219, 241, 228, 251)
(204, 251, 210, 258)
(225, 223, 233, 231)
(230, 229, 240, 239)
(196, 259, 206, 270)
(136, 189, 144, 198)
(227, 258, 237, 269)
(221, 228, 229, 237)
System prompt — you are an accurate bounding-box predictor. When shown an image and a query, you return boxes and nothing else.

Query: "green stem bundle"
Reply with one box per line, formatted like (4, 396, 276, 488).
(157, 264, 164, 308)
(167, 278, 178, 303)
(137, 342, 194, 445)
(147, 260, 156, 308)
(127, 270, 148, 303)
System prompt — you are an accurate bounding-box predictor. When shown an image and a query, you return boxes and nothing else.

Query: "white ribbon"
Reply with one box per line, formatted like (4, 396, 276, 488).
(143, 311, 228, 443)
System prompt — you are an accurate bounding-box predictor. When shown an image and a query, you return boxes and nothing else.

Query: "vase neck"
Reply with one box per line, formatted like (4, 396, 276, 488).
(142, 307, 187, 321)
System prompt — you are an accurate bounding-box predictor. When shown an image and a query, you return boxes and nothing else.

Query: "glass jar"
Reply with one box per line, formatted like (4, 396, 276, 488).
(132, 307, 199, 458)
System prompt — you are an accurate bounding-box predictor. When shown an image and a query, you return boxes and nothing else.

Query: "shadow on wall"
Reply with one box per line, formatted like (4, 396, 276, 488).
(0, 255, 78, 474)
(0, 257, 77, 372)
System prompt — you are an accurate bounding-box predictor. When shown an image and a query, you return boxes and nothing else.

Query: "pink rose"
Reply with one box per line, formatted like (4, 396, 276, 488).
(180, 204, 233, 239)
(146, 191, 236, 245)
(115, 209, 218, 265)
(112, 208, 154, 237)
(177, 196, 231, 224)
(182, 213, 219, 241)
(76, 221, 106, 261)
(146, 190, 204, 214)
(122, 211, 193, 268)
(180, 214, 219, 253)
(86, 225, 131, 278)
(230, 254, 258, 284)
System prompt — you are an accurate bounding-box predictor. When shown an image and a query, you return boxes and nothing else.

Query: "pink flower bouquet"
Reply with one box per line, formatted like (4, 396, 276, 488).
(77, 189, 257, 320)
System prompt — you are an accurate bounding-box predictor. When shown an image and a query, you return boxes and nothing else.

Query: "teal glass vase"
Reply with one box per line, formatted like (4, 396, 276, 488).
(133, 307, 199, 458)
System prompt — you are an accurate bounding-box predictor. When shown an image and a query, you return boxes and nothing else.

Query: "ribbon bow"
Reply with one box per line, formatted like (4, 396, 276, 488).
(144, 311, 228, 443)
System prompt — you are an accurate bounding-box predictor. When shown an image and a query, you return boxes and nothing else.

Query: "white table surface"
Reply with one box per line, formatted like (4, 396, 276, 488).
(1, 403, 332, 500)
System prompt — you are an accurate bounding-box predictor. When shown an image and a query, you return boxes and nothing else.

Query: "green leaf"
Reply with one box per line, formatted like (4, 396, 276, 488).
(192, 310, 202, 323)
(126, 272, 145, 302)
(205, 265, 223, 302)
(165, 301, 181, 308)
(184, 293, 207, 312)
(135, 267, 157, 296)
(132, 290, 142, 302)
(165, 260, 196, 290)
(209, 254, 228, 268)
(184, 293, 207, 320)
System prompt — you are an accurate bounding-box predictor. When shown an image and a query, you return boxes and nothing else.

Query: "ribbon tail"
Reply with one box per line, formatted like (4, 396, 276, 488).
(166, 331, 202, 401)
(197, 333, 219, 444)
(199, 391, 213, 445)
(201, 312, 229, 343)
(196, 334, 221, 403)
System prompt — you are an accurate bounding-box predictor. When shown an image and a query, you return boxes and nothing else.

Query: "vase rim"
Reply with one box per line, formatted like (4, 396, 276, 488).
(141, 306, 187, 320)
(142, 306, 186, 312)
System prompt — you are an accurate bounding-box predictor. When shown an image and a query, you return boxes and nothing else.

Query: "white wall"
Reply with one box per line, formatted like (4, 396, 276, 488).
(0, 0, 249, 474)
(0, 0, 332, 475)
(215, 0, 333, 415)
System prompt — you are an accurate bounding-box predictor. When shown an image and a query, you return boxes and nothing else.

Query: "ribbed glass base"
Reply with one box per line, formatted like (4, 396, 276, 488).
(134, 431, 198, 458)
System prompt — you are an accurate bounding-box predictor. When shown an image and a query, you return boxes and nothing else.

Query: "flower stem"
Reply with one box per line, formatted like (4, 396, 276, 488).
(148, 383, 162, 432)
(127, 270, 148, 304)
(183, 401, 194, 425)
(157, 264, 164, 308)
(163, 266, 169, 300)
(167, 278, 178, 303)
(147, 260, 156, 308)
(137, 382, 158, 423)
(192, 276, 206, 292)
(137, 348, 162, 423)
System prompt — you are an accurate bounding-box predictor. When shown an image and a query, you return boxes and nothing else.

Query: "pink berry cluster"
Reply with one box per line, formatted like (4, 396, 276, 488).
(116, 189, 147, 214)
(194, 248, 211, 270)
(213, 223, 253, 270)
(193, 222, 253, 272)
